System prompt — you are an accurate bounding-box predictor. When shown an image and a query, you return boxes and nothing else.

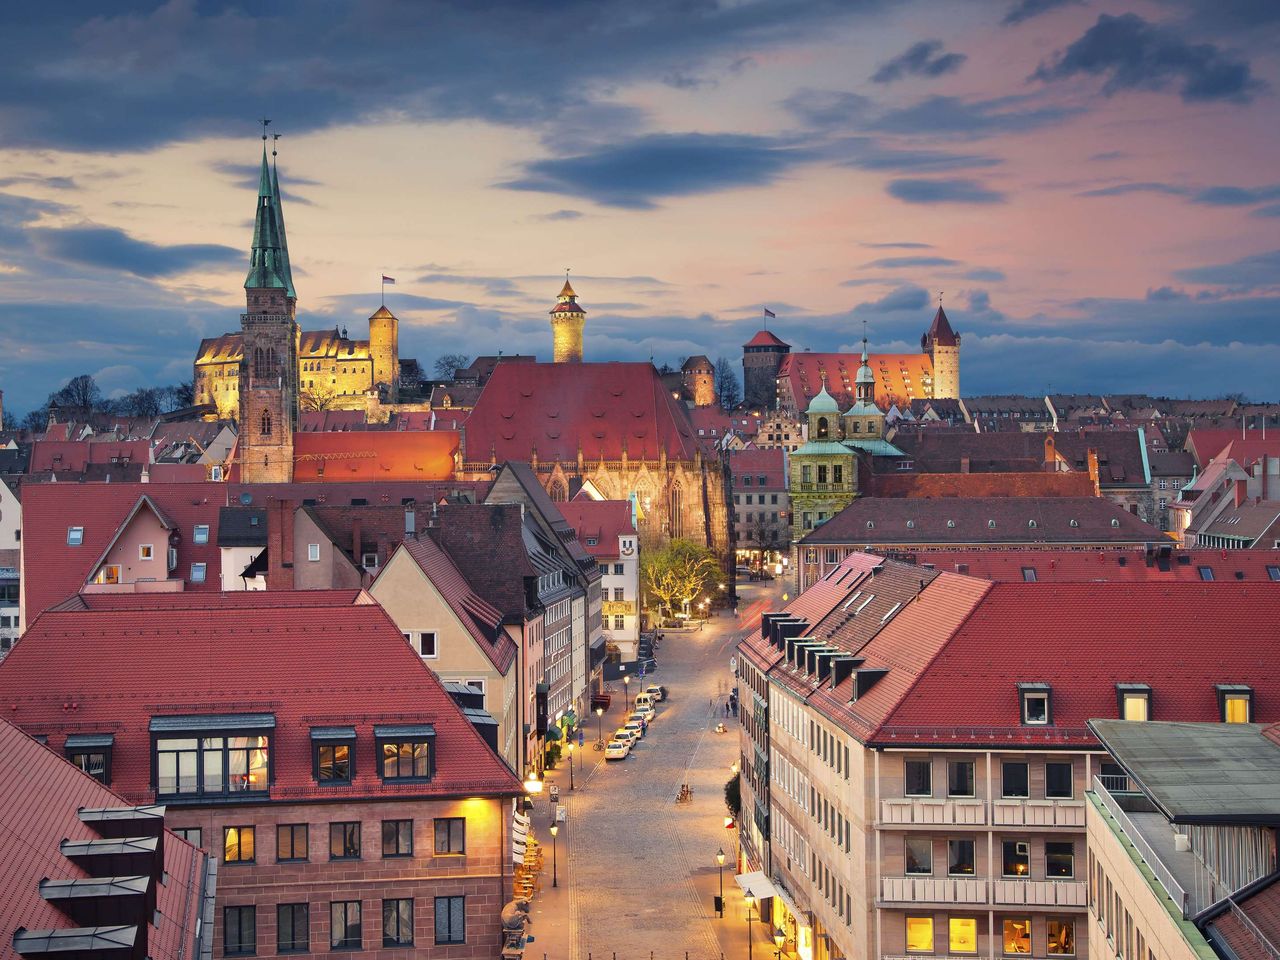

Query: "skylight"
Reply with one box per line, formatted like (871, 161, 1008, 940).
(854, 595, 874, 615)
(880, 602, 902, 623)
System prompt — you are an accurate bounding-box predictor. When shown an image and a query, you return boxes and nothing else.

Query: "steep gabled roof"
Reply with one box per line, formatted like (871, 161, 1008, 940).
(427, 503, 537, 620)
(926, 304, 958, 347)
(556, 499, 635, 559)
(777, 352, 934, 411)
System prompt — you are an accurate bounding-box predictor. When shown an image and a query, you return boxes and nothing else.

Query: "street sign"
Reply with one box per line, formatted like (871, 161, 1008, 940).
(556, 804, 567, 823)
(577, 730, 584, 746)
(729, 656, 737, 674)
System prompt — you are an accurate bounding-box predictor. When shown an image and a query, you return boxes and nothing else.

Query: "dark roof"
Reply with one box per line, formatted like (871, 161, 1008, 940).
(216, 506, 267, 546)
(1148, 450, 1196, 477)
(1089, 721, 1280, 824)
(800, 496, 1164, 545)
(744, 329, 790, 349)
(681, 355, 713, 371)
(898, 547, 1280, 582)
(925, 305, 958, 347)
(894, 429, 1150, 487)
(427, 503, 537, 620)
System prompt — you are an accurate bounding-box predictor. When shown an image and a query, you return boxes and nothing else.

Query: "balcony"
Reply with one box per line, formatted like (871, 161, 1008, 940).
(881, 876, 987, 905)
(797, 482, 854, 493)
(992, 798, 1086, 828)
(880, 797, 987, 826)
(992, 878, 1087, 907)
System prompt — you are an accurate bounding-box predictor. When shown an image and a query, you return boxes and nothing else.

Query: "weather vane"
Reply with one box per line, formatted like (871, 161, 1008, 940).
(260, 117, 271, 141)
(272, 132, 281, 158)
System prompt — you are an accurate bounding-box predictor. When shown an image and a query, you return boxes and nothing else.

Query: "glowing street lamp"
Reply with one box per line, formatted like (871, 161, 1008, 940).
(745, 894, 756, 960)
(623, 674, 631, 711)
(523, 771, 543, 795)
(567, 741, 575, 791)
(595, 706, 604, 746)
(731, 760, 740, 776)
(548, 823, 559, 888)
(773, 928, 786, 959)
(715, 847, 726, 918)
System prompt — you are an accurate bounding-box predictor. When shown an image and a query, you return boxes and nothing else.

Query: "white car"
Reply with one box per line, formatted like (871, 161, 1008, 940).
(644, 684, 665, 702)
(623, 720, 646, 740)
(613, 727, 639, 748)
(632, 703, 656, 723)
(605, 739, 630, 761)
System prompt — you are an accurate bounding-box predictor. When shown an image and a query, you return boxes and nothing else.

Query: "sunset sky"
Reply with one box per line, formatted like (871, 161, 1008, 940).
(0, 0, 1278, 413)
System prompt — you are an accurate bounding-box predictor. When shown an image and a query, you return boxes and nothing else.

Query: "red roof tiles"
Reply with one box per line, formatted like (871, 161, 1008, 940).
(777, 351, 935, 411)
(291, 430, 457, 481)
(744, 329, 790, 349)
(871, 471, 1096, 498)
(898, 548, 1280, 582)
(556, 500, 635, 559)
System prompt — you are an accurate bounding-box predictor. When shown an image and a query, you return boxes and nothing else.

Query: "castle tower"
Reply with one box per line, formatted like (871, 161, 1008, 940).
(681, 355, 715, 407)
(549, 276, 586, 363)
(922, 303, 960, 399)
(742, 329, 791, 409)
(841, 332, 885, 440)
(239, 143, 299, 484)
(368, 305, 399, 401)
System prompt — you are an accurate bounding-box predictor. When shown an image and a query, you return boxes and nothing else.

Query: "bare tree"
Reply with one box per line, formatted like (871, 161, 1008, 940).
(433, 353, 470, 380)
(49, 374, 104, 415)
(117, 388, 163, 418)
(714, 357, 741, 411)
(300, 384, 341, 412)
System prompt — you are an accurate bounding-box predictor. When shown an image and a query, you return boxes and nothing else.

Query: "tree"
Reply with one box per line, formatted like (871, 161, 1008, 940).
(641, 538, 721, 620)
(0, 408, 16, 430)
(117, 387, 163, 418)
(724, 771, 741, 820)
(300, 384, 340, 412)
(714, 357, 741, 410)
(433, 353, 470, 380)
(161, 381, 195, 411)
(48, 374, 104, 416)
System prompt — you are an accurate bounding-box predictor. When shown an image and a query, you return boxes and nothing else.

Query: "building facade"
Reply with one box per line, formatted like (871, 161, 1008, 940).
(731, 447, 790, 571)
(559, 499, 641, 662)
(743, 329, 792, 410)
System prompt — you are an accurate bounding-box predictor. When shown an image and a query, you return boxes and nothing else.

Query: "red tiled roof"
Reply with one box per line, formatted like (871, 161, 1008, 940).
(0, 718, 207, 960)
(463, 362, 700, 463)
(926, 305, 959, 347)
(29, 438, 152, 473)
(0, 592, 524, 801)
(20, 482, 226, 622)
(1186, 428, 1273, 468)
(556, 500, 635, 559)
(898, 548, 1280, 582)
(871, 471, 1096, 498)
(399, 538, 516, 673)
(297, 410, 369, 432)
(730, 447, 787, 489)
(744, 329, 790, 349)
(1210, 879, 1280, 960)
(876, 582, 1280, 744)
(291, 431, 458, 481)
(778, 352, 934, 411)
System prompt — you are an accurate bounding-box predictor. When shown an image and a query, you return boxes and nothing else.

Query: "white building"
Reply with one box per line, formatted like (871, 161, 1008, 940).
(560, 498, 641, 661)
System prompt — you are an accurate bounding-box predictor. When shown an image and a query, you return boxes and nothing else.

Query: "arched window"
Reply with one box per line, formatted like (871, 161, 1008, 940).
(260, 409, 272, 437)
(266, 347, 278, 376)
(548, 477, 568, 502)
(253, 347, 265, 378)
(816, 416, 829, 439)
(670, 484, 683, 539)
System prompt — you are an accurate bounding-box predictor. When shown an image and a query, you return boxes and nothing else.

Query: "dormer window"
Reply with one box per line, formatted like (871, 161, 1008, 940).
(1028, 520, 1038, 529)
(376, 725, 435, 781)
(866, 521, 874, 529)
(65, 733, 113, 784)
(1070, 519, 1079, 527)
(1117, 683, 1151, 721)
(312, 727, 355, 784)
(1218, 685, 1252, 723)
(988, 520, 996, 529)
(1018, 683, 1051, 725)
(151, 714, 274, 798)
(1111, 518, 1121, 527)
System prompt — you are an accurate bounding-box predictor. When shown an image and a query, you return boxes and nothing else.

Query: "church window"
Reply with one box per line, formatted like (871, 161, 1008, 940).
(670, 485, 683, 539)
(260, 410, 272, 437)
(548, 478, 568, 502)
(816, 417, 829, 439)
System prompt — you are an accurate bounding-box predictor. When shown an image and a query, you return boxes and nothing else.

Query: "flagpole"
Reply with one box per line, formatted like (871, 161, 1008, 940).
(381, 273, 385, 307)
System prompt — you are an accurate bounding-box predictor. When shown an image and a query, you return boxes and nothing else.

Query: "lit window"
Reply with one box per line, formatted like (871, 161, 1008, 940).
(1003, 918, 1031, 955)
(1046, 918, 1076, 956)
(905, 916, 933, 952)
(1003, 839, 1030, 877)
(949, 917, 978, 953)
(224, 825, 255, 863)
(140, 544, 154, 560)
(191, 562, 207, 583)
(948, 838, 975, 875)
(312, 730, 353, 784)
(1219, 685, 1252, 723)
(1118, 684, 1151, 721)
(1046, 841, 1075, 878)
(157, 730, 271, 798)
(1019, 683, 1052, 725)
(307, 543, 320, 562)
(67, 526, 84, 546)
(194, 524, 210, 545)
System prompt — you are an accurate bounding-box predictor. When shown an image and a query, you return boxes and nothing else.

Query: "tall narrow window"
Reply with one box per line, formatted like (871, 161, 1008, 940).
(1020, 683, 1052, 725)
(434, 896, 466, 946)
(1219, 685, 1253, 723)
(905, 836, 932, 875)
(330, 822, 361, 860)
(260, 410, 272, 437)
(904, 759, 932, 796)
(382, 899, 414, 947)
(224, 826, 255, 863)
(948, 839, 975, 875)
(330, 902, 361, 950)
(277, 904, 308, 954)
(1046, 762, 1074, 799)
(947, 760, 975, 798)
(1047, 841, 1075, 878)
(1003, 839, 1030, 877)
(905, 916, 933, 953)
(224, 906, 256, 956)
(1003, 919, 1032, 955)
(1002, 761, 1029, 799)
(949, 917, 978, 954)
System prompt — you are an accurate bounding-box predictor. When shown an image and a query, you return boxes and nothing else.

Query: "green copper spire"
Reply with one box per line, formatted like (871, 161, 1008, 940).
(244, 146, 290, 293)
(270, 139, 297, 300)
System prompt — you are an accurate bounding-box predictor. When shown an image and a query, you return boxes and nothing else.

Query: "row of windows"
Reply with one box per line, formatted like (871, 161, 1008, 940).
(904, 837, 1075, 879)
(904, 759, 1078, 800)
(1091, 852, 1150, 960)
(597, 563, 626, 576)
(216, 817, 465, 864)
(1019, 683, 1254, 726)
(224, 896, 466, 954)
(735, 493, 781, 505)
(738, 475, 771, 486)
(904, 915, 1075, 955)
(67, 524, 209, 546)
(736, 512, 782, 524)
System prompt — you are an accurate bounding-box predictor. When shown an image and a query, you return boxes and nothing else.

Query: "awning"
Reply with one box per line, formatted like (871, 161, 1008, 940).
(735, 871, 779, 900)
(309, 726, 356, 742)
(770, 879, 808, 925)
(65, 733, 114, 749)
(150, 713, 275, 733)
(511, 809, 531, 864)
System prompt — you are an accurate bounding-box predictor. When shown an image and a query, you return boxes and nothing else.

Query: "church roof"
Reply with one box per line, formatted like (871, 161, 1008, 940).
(463, 362, 700, 463)
(779, 351, 934, 411)
(744, 329, 790, 349)
(927, 305, 958, 347)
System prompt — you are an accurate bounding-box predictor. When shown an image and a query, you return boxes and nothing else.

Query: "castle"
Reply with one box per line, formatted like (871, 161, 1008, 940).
(743, 305, 961, 411)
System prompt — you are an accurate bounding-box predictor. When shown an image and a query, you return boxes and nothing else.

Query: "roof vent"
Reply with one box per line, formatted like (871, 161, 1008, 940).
(988, 519, 996, 528)
(866, 520, 874, 529)
(1028, 519, 1037, 528)
(1111, 518, 1120, 527)
(1070, 519, 1079, 527)
(946, 520, 955, 528)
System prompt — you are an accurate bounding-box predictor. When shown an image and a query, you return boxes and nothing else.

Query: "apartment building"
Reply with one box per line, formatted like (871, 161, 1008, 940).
(731, 447, 790, 570)
(0, 590, 524, 960)
(736, 553, 1280, 960)
(559, 498, 640, 662)
(1087, 720, 1280, 960)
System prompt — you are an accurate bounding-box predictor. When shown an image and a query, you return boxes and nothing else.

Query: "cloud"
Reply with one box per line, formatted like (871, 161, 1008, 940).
(1173, 250, 1280, 289)
(534, 209, 583, 222)
(781, 89, 874, 128)
(861, 241, 933, 250)
(0, 175, 77, 190)
(887, 178, 1006, 204)
(28, 225, 242, 278)
(1192, 184, 1280, 206)
(965, 268, 1007, 282)
(415, 272, 524, 298)
(852, 284, 930, 315)
(1253, 204, 1280, 218)
(1088, 151, 1127, 162)
(1077, 181, 1191, 198)
(871, 41, 967, 84)
(863, 256, 961, 269)
(870, 95, 1078, 138)
(833, 139, 1002, 173)
(1002, 0, 1084, 26)
(1032, 13, 1263, 103)
(500, 133, 808, 209)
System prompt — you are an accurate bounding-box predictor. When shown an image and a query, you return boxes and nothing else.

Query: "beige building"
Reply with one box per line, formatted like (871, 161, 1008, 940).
(736, 553, 1280, 960)
(371, 537, 521, 773)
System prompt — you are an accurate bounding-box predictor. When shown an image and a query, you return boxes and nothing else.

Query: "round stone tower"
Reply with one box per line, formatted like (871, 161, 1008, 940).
(681, 355, 715, 407)
(550, 278, 586, 363)
(369, 305, 399, 400)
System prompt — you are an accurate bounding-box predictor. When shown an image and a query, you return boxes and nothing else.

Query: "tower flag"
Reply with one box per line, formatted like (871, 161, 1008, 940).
(763, 307, 776, 318)
(381, 274, 396, 305)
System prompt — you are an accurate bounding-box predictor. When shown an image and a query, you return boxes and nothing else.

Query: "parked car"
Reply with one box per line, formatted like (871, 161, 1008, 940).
(634, 692, 657, 711)
(644, 684, 666, 702)
(605, 740, 630, 761)
(632, 703, 656, 723)
(627, 712, 649, 731)
(623, 720, 646, 740)
(613, 727, 639, 747)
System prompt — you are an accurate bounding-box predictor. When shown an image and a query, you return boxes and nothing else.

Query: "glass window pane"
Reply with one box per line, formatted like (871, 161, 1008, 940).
(1046, 919, 1076, 956)
(948, 761, 975, 797)
(1003, 918, 1031, 954)
(905, 916, 933, 952)
(1046, 762, 1074, 798)
(1123, 694, 1149, 721)
(948, 839, 975, 875)
(904, 759, 932, 797)
(1047, 841, 1075, 878)
(1003, 839, 1030, 877)
(1002, 762, 1029, 798)
(1225, 695, 1250, 723)
(905, 836, 932, 875)
(949, 917, 978, 953)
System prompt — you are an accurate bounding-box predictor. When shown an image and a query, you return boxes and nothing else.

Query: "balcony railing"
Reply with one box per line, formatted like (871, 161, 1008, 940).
(1092, 776, 1190, 917)
(992, 799, 1086, 828)
(797, 482, 854, 493)
(992, 878, 1087, 906)
(880, 876, 987, 905)
(879, 798, 987, 826)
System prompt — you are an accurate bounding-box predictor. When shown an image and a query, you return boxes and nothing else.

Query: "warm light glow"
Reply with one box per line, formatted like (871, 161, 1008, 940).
(549, 824, 559, 837)
(716, 848, 726, 866)
(774, 929, 786, 948)
(1225, 695, 1250, 723)
(745, 895, 756, 912)
(595, 707, 603, 717)
(624, 675, 631, 686)
(524, 773, 543, 794)
(731, 760, 740, 775)
(949, 917, 977, 953)
(1003, 918, 1031, 954)
(782, 593, 789, 602)
(567, 742, 575, 755)
(905, 916, 933, 952)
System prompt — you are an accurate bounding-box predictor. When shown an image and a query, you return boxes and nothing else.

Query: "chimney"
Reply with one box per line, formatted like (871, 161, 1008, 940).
(960, 456, 970, 474)
(1044, 434, 1056, 470)
(1235, 479, 1248, 508)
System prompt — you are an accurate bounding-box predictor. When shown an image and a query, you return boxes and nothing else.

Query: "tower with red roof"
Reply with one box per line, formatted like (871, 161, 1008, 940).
(742, 328, 791, 409)
(550, 276, 586, 363)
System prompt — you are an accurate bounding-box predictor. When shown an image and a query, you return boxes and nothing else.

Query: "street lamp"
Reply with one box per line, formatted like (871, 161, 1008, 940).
(548, 823, 559, 888)
(523, 771, 543, 795)
(773, 928, 786, 959)
(745, 894, 756, 960)
(715, 848, 726, 918)
(731, 760, 740, 776)
(567, 741, 575, 790)
(595, 706, 604, 747)
(623, 674, 631, 711)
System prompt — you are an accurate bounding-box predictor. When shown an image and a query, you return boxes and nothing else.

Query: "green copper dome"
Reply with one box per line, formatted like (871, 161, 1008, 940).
(806, 383, 840, 414)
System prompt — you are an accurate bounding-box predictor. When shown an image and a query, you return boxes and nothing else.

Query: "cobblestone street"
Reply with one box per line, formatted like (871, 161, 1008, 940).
(525, 581, 783, 960)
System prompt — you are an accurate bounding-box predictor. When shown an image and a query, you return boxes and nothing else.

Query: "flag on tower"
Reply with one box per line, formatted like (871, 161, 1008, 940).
(382, 275, 396, 285)
(763, 307, 776, 318)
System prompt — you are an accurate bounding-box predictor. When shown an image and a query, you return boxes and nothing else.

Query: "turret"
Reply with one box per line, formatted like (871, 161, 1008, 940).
(842, 332, 885, 439)
(742, 328, 791, 409)
(805, 375, 841, 441)
(369, 305, 399, 401)
(681, 355, 715, 407)
(549, 276, 586, 363)
(922, 304, 960, 399)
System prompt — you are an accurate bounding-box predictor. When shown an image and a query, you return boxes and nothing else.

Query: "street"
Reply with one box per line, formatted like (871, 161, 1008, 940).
(525, 579, 784, 960)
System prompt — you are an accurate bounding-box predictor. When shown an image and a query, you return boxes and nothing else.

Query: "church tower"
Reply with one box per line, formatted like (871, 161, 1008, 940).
(549, 276, 586, 363)
(842, 333, 886, 440)
(239, 141, 299, 483)
(922, 303, 960, 399)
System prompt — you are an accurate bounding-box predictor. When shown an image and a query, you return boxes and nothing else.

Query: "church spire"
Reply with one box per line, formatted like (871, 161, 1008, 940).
(245, 145, 290, 292)
(270, 133, 297, 300)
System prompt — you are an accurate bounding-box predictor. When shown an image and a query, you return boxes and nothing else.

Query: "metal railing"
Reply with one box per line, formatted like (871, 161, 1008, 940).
(1227, 899, 1280, 960)
(1092, 776, 1189, 917)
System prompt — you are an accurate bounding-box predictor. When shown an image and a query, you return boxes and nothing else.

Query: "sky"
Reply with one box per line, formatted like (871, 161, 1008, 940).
(0, 0, 1278, 415)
